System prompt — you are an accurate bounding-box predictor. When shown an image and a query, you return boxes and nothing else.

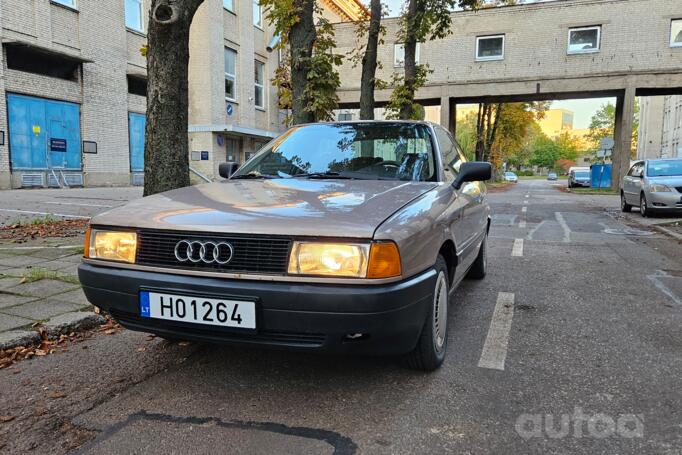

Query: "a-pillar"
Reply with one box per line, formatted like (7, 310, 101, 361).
(440, 96, 455, 135)
(612, 86, 636, 190)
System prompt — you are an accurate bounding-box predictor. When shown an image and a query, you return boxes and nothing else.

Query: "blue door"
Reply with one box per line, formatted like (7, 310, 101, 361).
(128, 113, 146, 172)
(7, 94, 81, 170)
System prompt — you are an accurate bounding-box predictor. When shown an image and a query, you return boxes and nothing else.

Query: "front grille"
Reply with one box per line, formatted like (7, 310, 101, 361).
(135, 229, 292, 274)
(111, 310, 326, 347)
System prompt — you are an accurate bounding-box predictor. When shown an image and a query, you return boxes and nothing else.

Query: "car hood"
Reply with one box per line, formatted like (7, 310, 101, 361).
(91, 179, 439, 238)
(647, 176, 682, 187)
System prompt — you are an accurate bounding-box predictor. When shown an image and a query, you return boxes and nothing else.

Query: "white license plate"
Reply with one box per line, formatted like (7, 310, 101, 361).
(140, 291, 256, 329)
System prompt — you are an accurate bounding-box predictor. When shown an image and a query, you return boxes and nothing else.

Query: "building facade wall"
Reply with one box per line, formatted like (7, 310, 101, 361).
(333, 0, 682, 102)
(638, 95, 682, 159)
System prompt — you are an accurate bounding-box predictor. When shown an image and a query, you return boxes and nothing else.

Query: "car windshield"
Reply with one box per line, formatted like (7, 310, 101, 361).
(234, 123, 436, 181)
(576, 172, 590, 178)
(647, 159, 682, 177)
(506, 172, 516, 177)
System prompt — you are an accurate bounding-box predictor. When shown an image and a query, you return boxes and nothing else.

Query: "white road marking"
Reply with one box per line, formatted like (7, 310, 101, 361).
(647, 271, 682, 306)
(0, 208, 90, 219)
(512, 238, 524, 257)
(525, 195, 529, 198)
(478, 292, 515, 371)
(522, 207, 528, 213)
(43, 201, 113, 208)
(526, 220, 546, 240)
(555, 212, 571, 243)
(519, 220, 527, 228)
(523, 200, 529, 205)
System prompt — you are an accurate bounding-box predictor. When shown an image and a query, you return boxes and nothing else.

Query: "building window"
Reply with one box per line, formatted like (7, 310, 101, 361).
(253, 0, 262, 28)
(338, 113, 353, 121)
(394, 43, 420, 67)
(127, 75, 147, 97)
(671, 19, 682, 48)
(567, 26, 601, 54)
(476, 35, 505, 61)
(5, 44, 80, 81)
(225, 48, 237, 101)
(52, 0, 76, 8)
(125, 0, 144, 32)
(254, 61, 265, 109)
(223, 0, 234, 12)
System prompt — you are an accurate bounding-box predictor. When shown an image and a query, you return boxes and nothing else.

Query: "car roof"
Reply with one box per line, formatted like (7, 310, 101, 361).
(299, 120, 437, 128)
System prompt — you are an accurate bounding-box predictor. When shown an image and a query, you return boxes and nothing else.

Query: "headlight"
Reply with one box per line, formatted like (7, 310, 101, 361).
(650, 184, 672, 193)
(85, 228, 137, 263)
(288, 241, 401, 278)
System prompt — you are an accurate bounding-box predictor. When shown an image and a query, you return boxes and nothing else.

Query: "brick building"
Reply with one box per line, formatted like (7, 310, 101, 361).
(0, 0, 365, 189)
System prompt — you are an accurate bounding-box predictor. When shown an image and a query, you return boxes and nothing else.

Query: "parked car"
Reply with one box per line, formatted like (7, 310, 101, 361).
(568, 169, 591, 188)
(547, 172, 558, 181)
(504, 171, 518, 183)
(79, 121, 492, 371)
(621, 158, 682, 217)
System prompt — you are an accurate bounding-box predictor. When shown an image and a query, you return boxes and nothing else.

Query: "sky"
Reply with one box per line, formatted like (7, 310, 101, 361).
(377, 0, 612, 129)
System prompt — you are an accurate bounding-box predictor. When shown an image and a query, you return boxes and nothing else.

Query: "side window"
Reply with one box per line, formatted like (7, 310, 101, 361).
(628, 162, 643, 177)
(434, 127, 461, 183)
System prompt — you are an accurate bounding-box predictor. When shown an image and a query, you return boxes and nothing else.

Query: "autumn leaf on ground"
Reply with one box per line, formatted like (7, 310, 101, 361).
(48, 391, 67, 399)
(0, 416, 15, 423)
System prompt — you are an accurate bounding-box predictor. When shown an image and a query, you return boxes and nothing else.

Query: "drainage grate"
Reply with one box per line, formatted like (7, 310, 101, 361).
(47, 173, 60, 188)
(63, 173, 84, 186)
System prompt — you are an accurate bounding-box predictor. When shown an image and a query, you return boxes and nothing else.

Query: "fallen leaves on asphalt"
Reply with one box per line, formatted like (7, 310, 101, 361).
(0, 416, 15, 423)
(47, 391, 67, 399)
(0, 219, 89, 242)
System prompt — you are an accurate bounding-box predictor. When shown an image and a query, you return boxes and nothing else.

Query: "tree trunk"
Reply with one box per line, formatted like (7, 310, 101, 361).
(143, 0, 205, 197)
(289, 0, 316, 125)
(359, 0, 381, 120)
(475, 104, 486, 161)
(398, 0, 418, 120)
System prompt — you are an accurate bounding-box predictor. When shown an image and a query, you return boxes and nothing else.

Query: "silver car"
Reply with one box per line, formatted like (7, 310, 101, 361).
(621, 158, 682, 217)
(78, 121, 492, 371)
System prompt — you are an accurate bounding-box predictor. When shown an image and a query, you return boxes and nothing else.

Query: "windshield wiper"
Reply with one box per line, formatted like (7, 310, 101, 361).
(292, 172, 354, 180)
(231, 172, 275, 180)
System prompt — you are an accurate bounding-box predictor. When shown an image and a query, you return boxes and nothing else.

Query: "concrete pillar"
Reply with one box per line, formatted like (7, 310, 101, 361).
(440, 96, 455, 135)
(612, 86, 636, 191)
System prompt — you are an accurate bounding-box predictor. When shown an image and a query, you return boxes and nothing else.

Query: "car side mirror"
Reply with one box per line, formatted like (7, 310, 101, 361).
(219, 162, 240, 179)
(453, 162, 492, 189)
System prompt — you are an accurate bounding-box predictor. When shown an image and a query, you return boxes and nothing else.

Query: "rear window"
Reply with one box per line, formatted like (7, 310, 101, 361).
(647, 159, 682, 177)
(575, 172, 590, 179)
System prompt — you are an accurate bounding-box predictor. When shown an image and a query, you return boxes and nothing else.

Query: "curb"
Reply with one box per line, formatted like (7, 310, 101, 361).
(0, 311, 106, 351)
(651, 224, 682, 241)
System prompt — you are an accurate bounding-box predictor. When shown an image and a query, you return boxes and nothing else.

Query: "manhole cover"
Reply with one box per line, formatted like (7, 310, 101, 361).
(602, 228, 655, 236)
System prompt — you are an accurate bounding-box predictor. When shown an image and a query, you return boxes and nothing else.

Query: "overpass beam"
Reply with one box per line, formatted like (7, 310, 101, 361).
(440, 96, 455, 135)
(612, 86, 636, 191)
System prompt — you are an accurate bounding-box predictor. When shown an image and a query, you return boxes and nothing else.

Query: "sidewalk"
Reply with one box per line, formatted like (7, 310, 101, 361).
(0, 237, 104, 350)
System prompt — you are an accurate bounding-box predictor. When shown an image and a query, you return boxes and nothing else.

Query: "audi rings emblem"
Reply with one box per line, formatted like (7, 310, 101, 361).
(174, 240, 234, 265)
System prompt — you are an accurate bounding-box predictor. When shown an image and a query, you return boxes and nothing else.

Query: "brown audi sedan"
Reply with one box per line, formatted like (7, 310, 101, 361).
(79, 121, 491, 371)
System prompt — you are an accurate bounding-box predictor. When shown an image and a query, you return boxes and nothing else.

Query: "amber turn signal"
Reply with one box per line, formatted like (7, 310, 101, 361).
(367, 242, 401, 279)
(83, 226, 91, 258)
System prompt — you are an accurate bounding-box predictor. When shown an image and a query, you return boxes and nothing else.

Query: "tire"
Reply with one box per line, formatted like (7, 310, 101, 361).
(405, 255, 449, 372)
(640, 193, 648, 218)
(467, 234, 488, 280)
(621, 192, 632, 213)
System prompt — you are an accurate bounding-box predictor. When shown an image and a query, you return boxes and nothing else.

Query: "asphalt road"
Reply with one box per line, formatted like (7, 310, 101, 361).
(1, 179, 681, 454)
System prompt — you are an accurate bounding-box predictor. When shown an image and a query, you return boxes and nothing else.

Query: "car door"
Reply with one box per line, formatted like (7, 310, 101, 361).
(623, 162, 643, 204)
(433, 126, 478, 265)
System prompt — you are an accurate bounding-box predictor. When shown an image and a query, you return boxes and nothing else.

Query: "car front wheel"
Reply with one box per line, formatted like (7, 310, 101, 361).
(621, 192, 632, 212)
(405, 255, 449, 371)
(640, 193, 648, 217)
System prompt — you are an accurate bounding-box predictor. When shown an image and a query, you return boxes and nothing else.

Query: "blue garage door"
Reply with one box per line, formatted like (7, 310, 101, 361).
(128, 113, 146, 172)
(7, 94, 81, 170)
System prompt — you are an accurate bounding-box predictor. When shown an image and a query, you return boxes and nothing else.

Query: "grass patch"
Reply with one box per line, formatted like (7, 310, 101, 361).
(569, 188, 617, 195)
(20, 267, 80, 285)
(8, 214, 60, 226)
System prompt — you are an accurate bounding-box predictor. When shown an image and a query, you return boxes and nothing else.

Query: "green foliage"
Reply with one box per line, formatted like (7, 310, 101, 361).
(385, 65, 430, 120)
(263, 0, 342, 125)
(586, 100, 639, 158)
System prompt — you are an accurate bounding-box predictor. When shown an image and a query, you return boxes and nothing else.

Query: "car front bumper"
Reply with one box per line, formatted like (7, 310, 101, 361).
(647, 191, 682, 210)
(78, 263, 436, 356)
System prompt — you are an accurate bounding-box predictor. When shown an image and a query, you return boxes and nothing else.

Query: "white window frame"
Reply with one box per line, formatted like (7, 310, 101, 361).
(52, 0, 77, 9)
(671, 19, 682, 48)
(223, 0, 235, 13)
(254, 60, 266, 110)
(567, 25, 601, 55)
(253, 0, 263, 29)
(475, 34, 505, 62)
(393, 43, 421, 67)
(125, 0, 145, 32)
(225, 48, 237, 102)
